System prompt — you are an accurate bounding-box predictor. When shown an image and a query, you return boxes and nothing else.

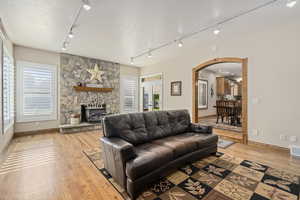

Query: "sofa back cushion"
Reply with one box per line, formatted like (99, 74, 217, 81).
(103, 113, 149, 145)
(102, 109, 191, 145)
(143, 111, 172, 140)
(167, 110, 191, 134)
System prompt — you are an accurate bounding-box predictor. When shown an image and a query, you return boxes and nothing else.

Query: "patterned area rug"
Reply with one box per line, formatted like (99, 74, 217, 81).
(218, 139, 235, 149)
(83, 149, 300, 200)
(198, 118, 242, 133)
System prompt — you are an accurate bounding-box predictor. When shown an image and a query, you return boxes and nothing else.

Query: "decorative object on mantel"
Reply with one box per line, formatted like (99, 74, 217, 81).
(73, 86, 113, 92)
(87, 64, 105, 81)
(171, 81, 182, 96)
(70, 113, 80, 125)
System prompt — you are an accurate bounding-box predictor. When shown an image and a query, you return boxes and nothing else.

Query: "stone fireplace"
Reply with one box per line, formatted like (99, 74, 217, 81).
(60, 53, 120, 124)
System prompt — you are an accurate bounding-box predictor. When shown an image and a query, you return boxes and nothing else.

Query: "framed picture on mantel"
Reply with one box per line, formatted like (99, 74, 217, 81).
(171, 81, 182, 96)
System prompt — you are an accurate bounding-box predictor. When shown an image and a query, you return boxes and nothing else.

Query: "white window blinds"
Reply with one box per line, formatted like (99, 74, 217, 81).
(17, 62, 57, 122)
(3, 49, 14, 130)
(120, 76, 138, 113)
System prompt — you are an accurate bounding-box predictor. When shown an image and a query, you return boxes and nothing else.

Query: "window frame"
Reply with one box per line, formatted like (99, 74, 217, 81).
(120, 75, 139, 113)
(2, 46, 14, 132)
(16, 61, 58, 122)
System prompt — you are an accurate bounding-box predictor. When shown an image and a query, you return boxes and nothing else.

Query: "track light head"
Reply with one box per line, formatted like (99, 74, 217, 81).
(130, 57, 134, 64)
(83, 0, 91, 10)
(148, 51, 152, 58)
(62, 44, 67, 51)
(286, 0, 297, 7)
(213, 29, 220, 35)
(68, 31, 74, 38)
(178, 40, 183, 47)
(62, 42, 69, 51)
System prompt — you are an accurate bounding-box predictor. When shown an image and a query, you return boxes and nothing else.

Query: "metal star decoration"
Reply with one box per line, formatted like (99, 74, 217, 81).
(87, 64, 105, 81)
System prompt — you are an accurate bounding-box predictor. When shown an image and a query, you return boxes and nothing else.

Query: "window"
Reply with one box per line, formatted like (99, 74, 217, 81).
(17, 61, 57, 122)
(120, 76, 138, 113)
(3, 48, 14, 130)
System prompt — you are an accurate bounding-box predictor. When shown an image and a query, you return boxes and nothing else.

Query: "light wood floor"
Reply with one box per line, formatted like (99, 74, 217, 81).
(0, 131, 299, 200)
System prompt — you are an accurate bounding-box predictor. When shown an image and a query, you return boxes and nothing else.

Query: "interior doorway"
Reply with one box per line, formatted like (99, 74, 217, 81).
(192, 58, 248, 144)
(139, 73, 163, 112)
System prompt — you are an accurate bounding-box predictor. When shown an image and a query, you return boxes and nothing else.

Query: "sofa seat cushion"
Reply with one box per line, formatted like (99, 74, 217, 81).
(126, 143, 173, 180)
(152, 135, 198, 159)
(178, 132, 218, 148)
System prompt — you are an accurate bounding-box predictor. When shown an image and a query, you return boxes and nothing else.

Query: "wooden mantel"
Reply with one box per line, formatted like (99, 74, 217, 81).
(73, 86, 113, 92)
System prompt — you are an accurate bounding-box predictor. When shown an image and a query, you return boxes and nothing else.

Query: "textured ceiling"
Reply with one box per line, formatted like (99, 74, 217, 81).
(0, 0, 299, 66)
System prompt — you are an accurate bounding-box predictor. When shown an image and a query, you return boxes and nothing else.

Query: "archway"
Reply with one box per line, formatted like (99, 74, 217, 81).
(192, 57, 248, 144)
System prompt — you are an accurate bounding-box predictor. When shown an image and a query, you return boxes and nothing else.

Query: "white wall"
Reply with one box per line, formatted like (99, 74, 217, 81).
(198, 70, 217, 118)
(120, 64, 140, 76)
(141, 18, 300, 148)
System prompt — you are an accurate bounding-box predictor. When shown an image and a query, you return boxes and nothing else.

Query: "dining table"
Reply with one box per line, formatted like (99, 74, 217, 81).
(213, 104, 242, 126)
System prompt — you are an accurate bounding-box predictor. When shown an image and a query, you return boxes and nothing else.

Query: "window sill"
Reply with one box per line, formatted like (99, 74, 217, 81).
(16, 116, 58, 123)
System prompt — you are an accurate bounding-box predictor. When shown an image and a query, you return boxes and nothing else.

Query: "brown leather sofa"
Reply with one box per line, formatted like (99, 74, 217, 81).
(101, 110, 218, 199)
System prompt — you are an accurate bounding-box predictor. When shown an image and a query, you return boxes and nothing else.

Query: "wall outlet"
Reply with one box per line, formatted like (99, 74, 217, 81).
(252, 129, 259, 136)
(289, 136, 298, 143)
(280, 134, 287, 141)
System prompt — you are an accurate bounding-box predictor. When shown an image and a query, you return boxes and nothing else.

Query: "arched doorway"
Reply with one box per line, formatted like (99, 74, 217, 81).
(192, 57, 248, 144)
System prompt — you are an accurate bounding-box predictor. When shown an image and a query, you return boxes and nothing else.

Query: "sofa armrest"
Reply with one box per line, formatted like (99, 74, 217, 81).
(190, 123, 213, 134)
(100, 137, 136, 188)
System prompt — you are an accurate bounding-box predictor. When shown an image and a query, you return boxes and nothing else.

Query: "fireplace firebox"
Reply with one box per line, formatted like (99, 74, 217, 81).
(81, 104, 107, 123)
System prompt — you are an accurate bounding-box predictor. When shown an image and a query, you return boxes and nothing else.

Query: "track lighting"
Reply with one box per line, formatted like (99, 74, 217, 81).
(83, 0, 92, 10)
(286, 0, 297, 7)
(130, 57, 134, 64)
(178, 40, 183, 47)
(68, 30, 74, 38)
(213, 28, 220, 35)
(62, 42, 68, 51)
(61, 0, 92, 52)
(130, 0, 281, 64)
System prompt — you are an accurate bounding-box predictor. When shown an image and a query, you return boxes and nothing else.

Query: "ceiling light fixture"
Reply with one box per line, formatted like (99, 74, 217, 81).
(130, 0, 279, 64)
(148, 51, 152, 58)
(178, 40, 183, 47)
(130, 57, 134, 64)
(213, 28, 220, 35)
(62, 42, 68, 51)
(68, 30, 74, 38)
(83, 0, 92, 10)
(286, 0, 297, 7)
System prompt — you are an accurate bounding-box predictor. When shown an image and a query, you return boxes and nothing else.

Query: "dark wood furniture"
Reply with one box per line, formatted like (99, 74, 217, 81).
(215, 100, 242, 126)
